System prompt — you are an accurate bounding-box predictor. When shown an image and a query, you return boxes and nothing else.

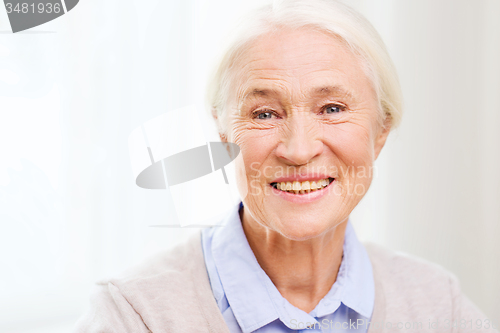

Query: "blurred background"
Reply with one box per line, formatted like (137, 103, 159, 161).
(0, 0, 499, 331)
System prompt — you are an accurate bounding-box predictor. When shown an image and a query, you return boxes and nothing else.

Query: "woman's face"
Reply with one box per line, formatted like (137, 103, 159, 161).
(225, 27, 390, 241)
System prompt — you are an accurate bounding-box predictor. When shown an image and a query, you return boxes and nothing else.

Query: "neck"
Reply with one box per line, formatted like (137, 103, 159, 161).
(240, 207, 347, 314)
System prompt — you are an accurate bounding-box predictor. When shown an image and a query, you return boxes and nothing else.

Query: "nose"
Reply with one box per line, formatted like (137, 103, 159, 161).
(275, 113, 323, 166)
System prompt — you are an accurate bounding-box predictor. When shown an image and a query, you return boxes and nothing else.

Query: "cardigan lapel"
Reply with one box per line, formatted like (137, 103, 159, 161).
(365, 243, 387, 333)
(112, 231, 230, 333)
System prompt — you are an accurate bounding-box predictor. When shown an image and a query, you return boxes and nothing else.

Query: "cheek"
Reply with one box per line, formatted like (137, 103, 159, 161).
(230, 128, 277, 193)
(324, 123, 376, 172)
(232, 128, 277, 168)
(321, 126, 375, 200)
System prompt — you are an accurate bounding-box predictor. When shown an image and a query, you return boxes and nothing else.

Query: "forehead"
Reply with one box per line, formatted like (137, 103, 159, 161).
(232, 27, 372, 103)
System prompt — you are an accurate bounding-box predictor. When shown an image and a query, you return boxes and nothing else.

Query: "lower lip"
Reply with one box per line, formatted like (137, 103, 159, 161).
(270, 180, 334, 203)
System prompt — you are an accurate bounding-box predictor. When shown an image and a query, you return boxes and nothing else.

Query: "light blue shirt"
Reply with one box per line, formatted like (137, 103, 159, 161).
(201, 202, 375, 332)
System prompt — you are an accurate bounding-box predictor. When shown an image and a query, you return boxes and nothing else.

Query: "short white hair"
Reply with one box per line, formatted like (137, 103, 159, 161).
(206, 0, 403, 136)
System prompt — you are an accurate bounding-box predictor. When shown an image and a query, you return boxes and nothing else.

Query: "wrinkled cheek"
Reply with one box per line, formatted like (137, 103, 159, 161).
(330, 135, 376, 200)
(232, 129, 274, 197)
(233, 150, 250, 201)
(347, 155, 376, 200)
(234, 144, 264, 203)
(332, 126, 375, 167)
(338, 166, 374, 200)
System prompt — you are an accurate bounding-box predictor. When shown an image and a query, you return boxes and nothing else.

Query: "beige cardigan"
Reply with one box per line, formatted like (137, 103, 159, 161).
(74, 231, 497, 333)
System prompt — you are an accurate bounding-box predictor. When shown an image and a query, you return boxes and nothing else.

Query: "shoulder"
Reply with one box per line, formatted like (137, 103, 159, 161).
(104, 230, 204, 283)
(74, 231, 224, 333)
(364, 242, 458, 326)
(364, 241, 460, 310)
(363, 242, 497, 332)
(96, 230, 208, 319)
(363, 242, 458, 288)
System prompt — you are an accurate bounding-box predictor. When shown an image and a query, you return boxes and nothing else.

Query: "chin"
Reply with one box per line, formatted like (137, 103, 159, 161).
(274, 216, 337, 241)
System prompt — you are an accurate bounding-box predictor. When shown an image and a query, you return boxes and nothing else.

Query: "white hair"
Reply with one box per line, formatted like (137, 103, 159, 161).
(206, 0, 403, 137)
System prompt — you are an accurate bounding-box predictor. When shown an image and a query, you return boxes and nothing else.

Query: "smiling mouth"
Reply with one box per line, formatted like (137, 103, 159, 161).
(270, 178, 335, 194)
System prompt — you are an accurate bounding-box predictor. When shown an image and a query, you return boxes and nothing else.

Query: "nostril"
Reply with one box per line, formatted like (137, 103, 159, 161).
(275, 138, 323, 166)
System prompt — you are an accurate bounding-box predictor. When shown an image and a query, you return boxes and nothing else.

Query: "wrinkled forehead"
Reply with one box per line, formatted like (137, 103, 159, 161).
(227, 27, 373, 108)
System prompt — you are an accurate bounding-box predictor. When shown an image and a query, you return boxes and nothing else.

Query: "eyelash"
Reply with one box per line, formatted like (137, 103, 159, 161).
(252, 109, 280, 120)
(251, 103, 347, 120)
(320, 103, 348, 114)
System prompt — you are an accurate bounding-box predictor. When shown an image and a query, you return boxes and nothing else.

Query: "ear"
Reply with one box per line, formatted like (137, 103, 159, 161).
(374, 116, 392, 160)
(211, 107, 228, 143)
(219, 133, 228, 143)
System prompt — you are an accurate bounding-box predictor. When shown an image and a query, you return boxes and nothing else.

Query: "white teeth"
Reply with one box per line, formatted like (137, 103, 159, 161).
(273, 178, 332, 193)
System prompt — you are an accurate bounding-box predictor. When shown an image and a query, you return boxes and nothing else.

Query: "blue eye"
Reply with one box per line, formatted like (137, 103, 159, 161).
(255, 111, 274, 120)
(325, 105, 342, 114)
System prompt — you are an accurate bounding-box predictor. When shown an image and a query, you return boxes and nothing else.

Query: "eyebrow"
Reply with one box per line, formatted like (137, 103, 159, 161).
(312, 86, 355, 100)
(240, 85, 355, 103)
(241, 88, 277, 102)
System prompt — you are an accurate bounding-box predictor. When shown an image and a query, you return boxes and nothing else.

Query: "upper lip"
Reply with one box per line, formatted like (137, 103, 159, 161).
(270, 174, 334, 183)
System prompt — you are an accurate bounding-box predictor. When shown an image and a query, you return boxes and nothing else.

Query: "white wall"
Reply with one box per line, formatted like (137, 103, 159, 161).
(351, 0, 500, 324)
(0, 0, 498, 331)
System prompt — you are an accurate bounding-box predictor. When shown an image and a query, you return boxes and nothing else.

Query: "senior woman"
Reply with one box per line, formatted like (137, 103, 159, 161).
(75, 0, 497, 332)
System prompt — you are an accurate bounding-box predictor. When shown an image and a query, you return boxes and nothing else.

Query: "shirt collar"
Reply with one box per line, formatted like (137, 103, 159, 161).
(210, 201, 374, 332)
